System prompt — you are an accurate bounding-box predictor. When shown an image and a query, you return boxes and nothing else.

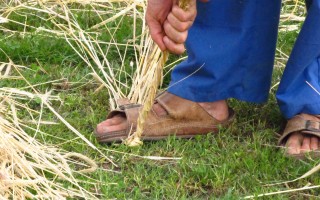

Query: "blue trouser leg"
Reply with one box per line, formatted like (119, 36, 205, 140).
(276, 0, 320, 119)
(168, 0, 281, 103)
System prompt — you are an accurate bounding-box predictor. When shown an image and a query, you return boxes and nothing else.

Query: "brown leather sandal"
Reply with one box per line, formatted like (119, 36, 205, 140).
(95, 92, 235, 143)
(279, 114, 320, 159)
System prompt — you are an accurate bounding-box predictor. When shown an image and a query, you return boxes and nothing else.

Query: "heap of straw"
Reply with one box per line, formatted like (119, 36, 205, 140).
(0, 86, 97, 199)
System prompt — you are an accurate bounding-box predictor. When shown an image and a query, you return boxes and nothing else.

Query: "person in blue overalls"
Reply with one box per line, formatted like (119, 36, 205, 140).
(95, 0, 320, 157)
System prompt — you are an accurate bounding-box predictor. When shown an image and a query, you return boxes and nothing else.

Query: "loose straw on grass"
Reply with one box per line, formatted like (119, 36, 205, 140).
(0, 59, 103, 198)
(243, 185, 320, 199)
(13, 62, 116, 166)
(0, 89, 98, 199)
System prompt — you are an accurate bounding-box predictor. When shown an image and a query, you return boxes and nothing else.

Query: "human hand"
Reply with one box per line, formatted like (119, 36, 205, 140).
(146, 0, 199, 54)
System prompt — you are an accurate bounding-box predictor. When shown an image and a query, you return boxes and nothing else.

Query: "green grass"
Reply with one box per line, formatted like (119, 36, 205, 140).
(2, 3, 320, 199)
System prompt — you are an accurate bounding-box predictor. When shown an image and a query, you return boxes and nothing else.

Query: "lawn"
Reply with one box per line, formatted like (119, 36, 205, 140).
(1, 0, 320, 199)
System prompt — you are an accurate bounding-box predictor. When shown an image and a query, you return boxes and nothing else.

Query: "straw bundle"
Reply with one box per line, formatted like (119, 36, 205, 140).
(125, 0, 191, 146)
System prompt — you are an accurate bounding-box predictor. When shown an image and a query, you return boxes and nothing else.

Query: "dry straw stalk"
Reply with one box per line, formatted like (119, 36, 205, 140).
(0, 86, 98, 199)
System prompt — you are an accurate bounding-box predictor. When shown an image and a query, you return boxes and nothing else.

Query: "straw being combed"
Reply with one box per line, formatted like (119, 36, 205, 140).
(125, 0, 190, 146)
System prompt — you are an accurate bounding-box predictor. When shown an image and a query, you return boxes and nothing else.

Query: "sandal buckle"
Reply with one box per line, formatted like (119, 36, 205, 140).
(119, 103, 140, 110)
(305, 120, 320, 132)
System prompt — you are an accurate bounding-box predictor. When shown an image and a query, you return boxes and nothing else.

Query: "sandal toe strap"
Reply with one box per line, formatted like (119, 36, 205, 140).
(304, 120, 320, 132)
(106, 102, 141, 136)
(279, 115, 320, 145)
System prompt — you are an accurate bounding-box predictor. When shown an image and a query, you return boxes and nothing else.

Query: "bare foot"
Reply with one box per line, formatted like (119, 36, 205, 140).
(95, 95, 229, 135)
(285, 114, 320, 155)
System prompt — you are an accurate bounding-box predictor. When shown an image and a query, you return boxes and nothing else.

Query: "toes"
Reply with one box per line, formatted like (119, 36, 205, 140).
(286, 132, 304, 155)
(285, 132, 320, 155)
(310, 136, 319, 151)
(301, 136, 311, 153)
(96, 120, 114, 134)
(98, 115, 124, 126)
(96, 114, 127, 134)
(108, 115, 126, 125)
(95, 102, 169, 136)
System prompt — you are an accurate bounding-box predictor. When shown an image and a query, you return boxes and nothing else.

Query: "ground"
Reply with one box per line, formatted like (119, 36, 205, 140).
(1, 1, 320, 199)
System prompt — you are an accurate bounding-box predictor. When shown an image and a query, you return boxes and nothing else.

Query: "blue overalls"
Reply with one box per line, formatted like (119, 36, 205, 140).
(167, 0, 320, 119)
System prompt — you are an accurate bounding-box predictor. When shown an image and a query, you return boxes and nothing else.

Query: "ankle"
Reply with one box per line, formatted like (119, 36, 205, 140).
(199, 100, 229, 121)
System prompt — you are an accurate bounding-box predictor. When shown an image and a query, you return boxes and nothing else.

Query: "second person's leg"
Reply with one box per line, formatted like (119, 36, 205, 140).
(277, 0, 320, 156)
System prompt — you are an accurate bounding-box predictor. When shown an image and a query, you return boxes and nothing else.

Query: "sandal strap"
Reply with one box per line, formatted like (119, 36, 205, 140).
(119, 103, 140, 110)
(305, 120, 320, 132)
(156, 92, 218, 122)
(107, 102, 141, 136)
(279, 115, 320, 145)
(116, 98, 132, 107)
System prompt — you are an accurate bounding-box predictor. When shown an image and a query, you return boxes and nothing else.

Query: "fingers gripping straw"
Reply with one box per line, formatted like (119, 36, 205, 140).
(124, 0, 191, 147)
